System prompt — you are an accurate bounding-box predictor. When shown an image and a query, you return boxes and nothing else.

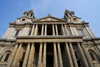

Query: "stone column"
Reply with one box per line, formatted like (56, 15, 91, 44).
(38, 43, 43, 67)
(81, 43, 94, 67)
(53, 42, 58, 67)
(72, 27, 76, 35)
(83, 28, 88, 38)
(77, 43, 89, 67)
(22, 27, 26, 36)
(73, 27, 78, 35)
(24, 27, 30, 36)
(70, 27, 74, 35)
(55, 24, 58, 35)
(57, 42, 63, 67)
(7, 28, 14, 39)
(31, 25, 35, 36)
(41, 24, 44, 36)
(88, 27, 96, 37)
(45, 24, 47, 36)
(65, 43, 73, 67)
(22, 43, 30, 67)
(85, 27, 93, 37)
(52, 24, 55, 35)
(69, 42, 78, 67)
(27, 43, 35, 67)
(12, 43, 22, 67)
(61, 24, 65, 35)
(43, 43, 46, 67)
(34, 24, 38, 36)
(10, 29, 16, 39)
(7, 43, 18, 67)
(64, 25, 68, 35)
(84, 28, 91, 38)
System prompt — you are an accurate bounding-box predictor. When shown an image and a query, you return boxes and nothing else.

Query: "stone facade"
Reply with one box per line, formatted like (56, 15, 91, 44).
(0, 9, 100, 67)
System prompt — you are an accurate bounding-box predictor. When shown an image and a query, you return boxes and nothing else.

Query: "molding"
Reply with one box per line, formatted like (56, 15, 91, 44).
(16, 35, 83, 39)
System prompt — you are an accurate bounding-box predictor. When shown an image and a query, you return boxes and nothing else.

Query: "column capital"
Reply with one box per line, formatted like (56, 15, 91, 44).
(28, 43, 31, 45)
(19, 42, 23, 45)
(83, 24, 89, 27)
(44, 42, 46, 44)
(57, 42, 60, 44)
(32, 42, 34, 44)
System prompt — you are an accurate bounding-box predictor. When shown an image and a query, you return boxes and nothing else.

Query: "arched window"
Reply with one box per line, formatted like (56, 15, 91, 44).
(4, 53, 10, 62)
(90, 52, 95, 60)
(15, 30, 19, 36)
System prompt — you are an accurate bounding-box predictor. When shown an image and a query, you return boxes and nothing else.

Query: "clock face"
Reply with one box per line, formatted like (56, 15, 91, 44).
(71, 17, 79, 22)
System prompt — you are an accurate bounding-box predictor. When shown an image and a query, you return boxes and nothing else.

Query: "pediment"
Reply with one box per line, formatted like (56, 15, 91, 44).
(35, 16, 65, 22)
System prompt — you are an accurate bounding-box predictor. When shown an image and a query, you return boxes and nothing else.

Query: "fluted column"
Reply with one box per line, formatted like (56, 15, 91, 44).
(41, 24, 44, 36)
(27, 43, 35, 67)
(31, 25, 35, 36)
(45, 24, 47, 36)
(84, 28, 91, 38)
(89, 27, 96, 37)
(43, 43, 46, 67)
(73, 27, 78, 35)
(65, 43, 73, 67)
(72, 27, 76, 35)
(70, 26, 74, 35)
(77, 43, 89, 67)
(52, 24, 55, 35)
(38, 43, 43, 67)
(69, 42, 78, 67)
(12, 43, 22, 67)
(81, 43, 94, 67)
(24, 27, 30, 36)
(34, 24, 38, 36)
(8, 28, 14, 38)
(61, 24, 65, 35)
(22, 43, 30, 67)
(64, 25, 68, 35)
(88, 27, 96, 37)
(85, 27, 93, 37)
(10, 28, 16, 39)
(57, 42, 63, 67)
(54, 43, 58, 67)
(7, 43, 18, 67)
(55, 24, 58, 35)
(22, 27, 26, 36)
(83, 28, 88, 38)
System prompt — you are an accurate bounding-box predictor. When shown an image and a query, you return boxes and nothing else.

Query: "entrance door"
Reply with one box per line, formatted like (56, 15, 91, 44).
(47, 55, 53, 67)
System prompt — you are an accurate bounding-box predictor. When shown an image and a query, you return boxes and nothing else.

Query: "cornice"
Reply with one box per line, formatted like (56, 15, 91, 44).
(16, 35, 83, 39)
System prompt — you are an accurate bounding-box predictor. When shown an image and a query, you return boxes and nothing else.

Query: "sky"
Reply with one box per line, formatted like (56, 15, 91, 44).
(0, 0, 100, 38)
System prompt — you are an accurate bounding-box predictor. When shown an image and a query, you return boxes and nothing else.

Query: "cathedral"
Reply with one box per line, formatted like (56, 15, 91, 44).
(0, 9, 100, 67)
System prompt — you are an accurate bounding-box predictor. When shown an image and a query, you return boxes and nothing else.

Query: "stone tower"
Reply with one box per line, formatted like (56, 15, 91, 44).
(0, 9, 100, 67)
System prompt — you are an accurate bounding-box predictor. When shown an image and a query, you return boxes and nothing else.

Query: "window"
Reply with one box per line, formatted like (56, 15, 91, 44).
(90, 52, 95, 60)
(15, 30, 19, 36)
(4, 53, 10, 62)
(30, 14, 32, 17)
(29, 30, 32, 35)
(22, 19, 25, 21)
(79, 30, 84, 35)
(66, 14, 68, 17)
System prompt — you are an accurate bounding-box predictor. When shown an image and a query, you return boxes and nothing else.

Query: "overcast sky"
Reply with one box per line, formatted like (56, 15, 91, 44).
(0, 0, 100, 38)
